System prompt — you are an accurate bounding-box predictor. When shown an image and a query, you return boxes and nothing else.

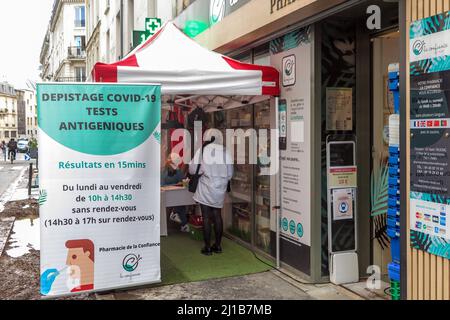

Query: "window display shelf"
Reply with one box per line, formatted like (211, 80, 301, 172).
(256, 227, 271, 252)
(232, 176, 249, 183)
(233, 204, 251, 215)
(255, 194, 270, 206)
(256, 206, 270, 219)
(256, 214, 270, 227)
(231, 191, 251, 203)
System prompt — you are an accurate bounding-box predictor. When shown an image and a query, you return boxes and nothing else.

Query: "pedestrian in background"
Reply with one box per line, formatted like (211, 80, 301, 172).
(0, 141, 6, 162)
(7, 138, 17, 162)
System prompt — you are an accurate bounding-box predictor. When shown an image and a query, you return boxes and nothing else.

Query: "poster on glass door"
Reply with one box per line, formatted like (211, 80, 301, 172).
(37, 83, 162, 296)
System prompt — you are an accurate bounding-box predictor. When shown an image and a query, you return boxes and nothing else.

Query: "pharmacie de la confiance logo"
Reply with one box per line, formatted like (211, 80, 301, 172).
(210, 0, 226, 25)
(122, 253, 142, 272)
(412, 38, 448, 57)
(413, 39, 425, 56)
(285, 58, 294, 76)
(282, 55, 296, 87)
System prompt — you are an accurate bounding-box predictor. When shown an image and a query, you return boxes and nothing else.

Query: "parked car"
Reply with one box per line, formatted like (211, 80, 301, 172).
(17, 139, 29, 153)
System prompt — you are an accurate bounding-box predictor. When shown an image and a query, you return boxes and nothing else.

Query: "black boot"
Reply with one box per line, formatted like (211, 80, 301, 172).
(211, 244, 222, 254)
(201, 247, 212, 256)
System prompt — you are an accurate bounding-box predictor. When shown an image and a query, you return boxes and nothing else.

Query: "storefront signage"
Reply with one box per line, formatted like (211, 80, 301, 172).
(184, 20, 209, 38)
(37, 83, 162, 296)
(282, 55, 296, 87)
(271, 28, 312, 247)
(146, 18, 163, 34)
(409, 12, 450, 259)
(132, 18, 162, 49)
(209, 0, 251, 25)
(328, 166, 357, 189)
(175, 0, 250, 38)
(271, 27, 312, 274)
(270, 0, 297, 14)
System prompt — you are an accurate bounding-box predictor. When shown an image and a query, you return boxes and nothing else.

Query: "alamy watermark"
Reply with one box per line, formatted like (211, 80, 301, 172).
(366, 5, 382, 30)
(170, 121, 280, 176)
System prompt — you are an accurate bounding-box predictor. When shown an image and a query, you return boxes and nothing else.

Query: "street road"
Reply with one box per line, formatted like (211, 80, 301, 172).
(0, 153, 30, 198)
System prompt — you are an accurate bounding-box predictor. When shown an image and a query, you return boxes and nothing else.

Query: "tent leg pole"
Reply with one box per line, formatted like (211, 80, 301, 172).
(275, 96, 281, 270)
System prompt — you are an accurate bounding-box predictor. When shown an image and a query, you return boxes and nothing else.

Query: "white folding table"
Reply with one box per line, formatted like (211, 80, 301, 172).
(160, 185, 197, 236)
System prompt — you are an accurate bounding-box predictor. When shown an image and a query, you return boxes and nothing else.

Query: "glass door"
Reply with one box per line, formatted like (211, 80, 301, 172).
(215, 99, 273, 253)
(254, 101, 272, 253)
(227, 105, 253, 244)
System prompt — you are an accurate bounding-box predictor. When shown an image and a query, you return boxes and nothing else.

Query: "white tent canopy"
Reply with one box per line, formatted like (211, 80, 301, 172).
(92, 22, 280, 98)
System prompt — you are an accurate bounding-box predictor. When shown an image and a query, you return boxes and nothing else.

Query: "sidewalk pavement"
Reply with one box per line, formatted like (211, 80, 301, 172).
(0, 164, 38, 258)
(96, 270, 364, 301)
(0, 217, 15, 256)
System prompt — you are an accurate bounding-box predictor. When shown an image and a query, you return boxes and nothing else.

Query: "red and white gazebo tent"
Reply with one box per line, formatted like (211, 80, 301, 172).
(92, 22, 282, 265)
(92, 22, 279, 97)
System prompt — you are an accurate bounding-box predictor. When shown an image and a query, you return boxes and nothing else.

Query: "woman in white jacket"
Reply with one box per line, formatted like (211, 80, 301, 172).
(189, 134, 233, 256)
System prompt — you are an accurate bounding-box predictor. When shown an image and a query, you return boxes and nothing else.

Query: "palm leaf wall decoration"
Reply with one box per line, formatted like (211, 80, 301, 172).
(370, 161, 390, 249)
(371, 162, 389, 217)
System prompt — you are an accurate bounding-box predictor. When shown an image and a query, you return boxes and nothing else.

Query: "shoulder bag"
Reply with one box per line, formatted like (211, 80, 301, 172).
(188, 163, 202, 193)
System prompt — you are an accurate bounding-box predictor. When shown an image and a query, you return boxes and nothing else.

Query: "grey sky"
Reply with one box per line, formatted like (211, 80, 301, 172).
(0, 0, 54, 89)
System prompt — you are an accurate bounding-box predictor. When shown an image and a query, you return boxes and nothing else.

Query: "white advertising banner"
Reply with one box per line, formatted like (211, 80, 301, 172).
(37, 83, 161, 297)
(271, 29, 312, 247)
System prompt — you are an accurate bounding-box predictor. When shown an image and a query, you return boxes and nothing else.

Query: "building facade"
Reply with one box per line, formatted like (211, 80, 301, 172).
(85, 0, 175, 77)
(16, 90, 27, 137)
(16, 89, 37, 139)
(0, 82, 18, 141)
(40, 0, 87, 82)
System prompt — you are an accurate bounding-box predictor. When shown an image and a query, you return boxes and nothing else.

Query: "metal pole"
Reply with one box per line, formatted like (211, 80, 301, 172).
(399, 0, 408, 300)
(275, 96, 281, 269)
(28, 163, 33, 197)
(120, 0, 124, 59)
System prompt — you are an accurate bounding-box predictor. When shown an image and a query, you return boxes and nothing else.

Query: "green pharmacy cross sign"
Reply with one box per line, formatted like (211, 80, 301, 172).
(145, 18, 162, 34)
(132, 18, 162, 48)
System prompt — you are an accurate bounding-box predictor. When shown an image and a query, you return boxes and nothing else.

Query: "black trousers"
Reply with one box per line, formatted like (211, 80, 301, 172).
(200, 204, 223, 248)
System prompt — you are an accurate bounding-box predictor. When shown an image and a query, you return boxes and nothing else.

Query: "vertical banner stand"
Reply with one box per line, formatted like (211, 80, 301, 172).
(387, 63, 401, 300)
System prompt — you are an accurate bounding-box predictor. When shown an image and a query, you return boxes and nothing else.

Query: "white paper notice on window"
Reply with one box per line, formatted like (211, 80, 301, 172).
(291, 120, 304, 143)
(326, 87, 353, 131)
